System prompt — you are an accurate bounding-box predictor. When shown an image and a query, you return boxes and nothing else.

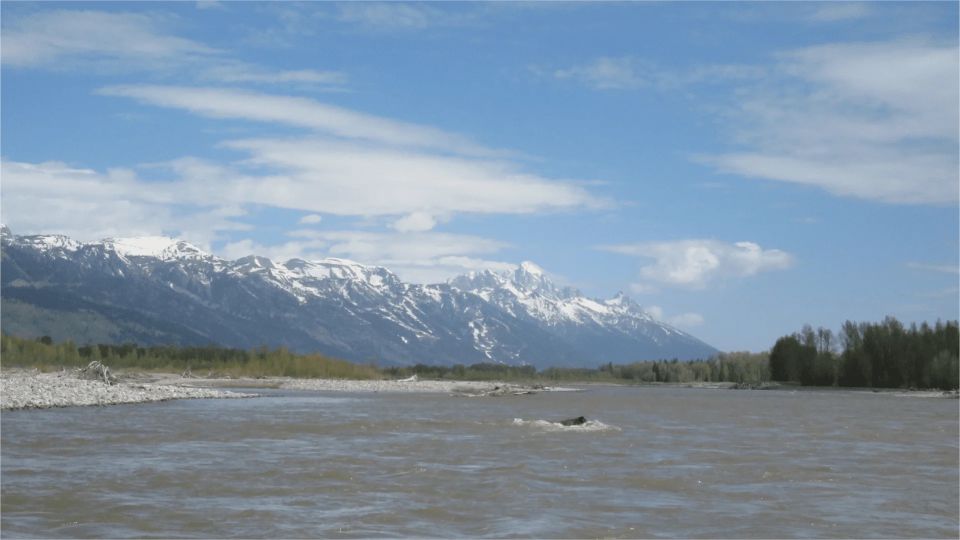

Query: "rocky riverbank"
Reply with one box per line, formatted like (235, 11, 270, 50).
(0, 369, 255, 411)
(1, 368, 576, 411)
(280, 377, 573, 396)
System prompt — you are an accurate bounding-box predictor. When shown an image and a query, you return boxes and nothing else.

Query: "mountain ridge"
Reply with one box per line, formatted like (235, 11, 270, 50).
(0, 226, 718, 367)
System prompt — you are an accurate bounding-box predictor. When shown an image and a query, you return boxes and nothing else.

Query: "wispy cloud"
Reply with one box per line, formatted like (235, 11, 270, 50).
(549, 56, 763, 91)
(93, 85, 604, 232)
(808, 2, 871, 22)
(646, 306, 705, 328)
(218, 137, 601, 221)
(195, 1, 224, 10)
(602, 239, 794, 289)
(726, 2, 872, 25)
(551, 40, 958, 206)
(1, 10, 217, 69)
(907, 262, 960, 274)
(335, 2, 474, 32)
(99, 85, 494, 156)
(703, 39, 959, 205)
(553, 57, 648, 90)
(2, 9, 346, 88)
(5, 80, 604, 251)
(199, 64, 348, 87)
(337, 2, 434, 30)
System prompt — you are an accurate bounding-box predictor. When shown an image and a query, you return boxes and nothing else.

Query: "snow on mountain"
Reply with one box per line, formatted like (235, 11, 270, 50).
(15, 234, 83, 255)
(1, 227, 718, 367)
(99, 236, 209, 261)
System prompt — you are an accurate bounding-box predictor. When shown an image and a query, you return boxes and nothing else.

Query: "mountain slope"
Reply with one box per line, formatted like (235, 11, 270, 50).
(0, 227, 718, 367)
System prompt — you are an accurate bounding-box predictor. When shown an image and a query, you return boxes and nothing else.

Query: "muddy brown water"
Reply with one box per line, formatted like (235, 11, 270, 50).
(2, 385, 957, 538)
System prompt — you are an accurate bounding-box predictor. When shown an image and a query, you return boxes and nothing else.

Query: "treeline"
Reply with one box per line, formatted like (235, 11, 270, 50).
(2, 333, 768, 385)
(6, 317, 954, 390)
(383, 352, 770, 384)
(770, 318, 958, 390)
(0, 334, 380, 380)
(541, 352, 769, 384)
(382, 362, 538, 381)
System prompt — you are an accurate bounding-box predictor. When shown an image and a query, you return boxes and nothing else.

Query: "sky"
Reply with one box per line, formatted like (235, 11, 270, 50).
(1, 1, 957, 352)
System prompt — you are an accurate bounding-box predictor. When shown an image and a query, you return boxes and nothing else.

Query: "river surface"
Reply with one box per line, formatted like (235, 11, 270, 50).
(2, 385, 957, 538)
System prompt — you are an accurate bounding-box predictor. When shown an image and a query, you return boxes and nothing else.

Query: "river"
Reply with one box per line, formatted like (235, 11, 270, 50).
(2, 385, 957, 538)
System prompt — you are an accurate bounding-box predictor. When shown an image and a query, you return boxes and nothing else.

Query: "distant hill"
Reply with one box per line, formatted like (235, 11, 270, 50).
(0, 226, 718, 368)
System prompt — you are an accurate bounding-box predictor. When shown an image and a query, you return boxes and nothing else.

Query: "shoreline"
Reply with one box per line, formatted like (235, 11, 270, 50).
(0, 369, 577, 411)
(3, 368, 954, 411)
(0, 369, 256, 411)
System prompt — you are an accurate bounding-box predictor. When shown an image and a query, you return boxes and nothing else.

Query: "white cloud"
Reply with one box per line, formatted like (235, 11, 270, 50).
(211, 137, 600, 222)
(392, 212, 438, 233)
(100, 85, 498, 156)
(1, 10, 217, 69)
(554, 57, 647, 90)
(602, 239, 794, 289)
(704, 39, 959, 205)
(298, 214, 323, 225)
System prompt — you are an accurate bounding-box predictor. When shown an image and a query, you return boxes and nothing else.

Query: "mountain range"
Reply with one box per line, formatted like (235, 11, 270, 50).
(0, 226, 718, 368)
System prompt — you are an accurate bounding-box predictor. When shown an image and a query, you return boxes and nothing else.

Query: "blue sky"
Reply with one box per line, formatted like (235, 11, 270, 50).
(2, 1, 957, 351)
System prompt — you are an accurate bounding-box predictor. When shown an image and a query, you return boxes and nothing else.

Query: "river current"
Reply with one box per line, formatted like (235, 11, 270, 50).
(2, 385, 957, 538)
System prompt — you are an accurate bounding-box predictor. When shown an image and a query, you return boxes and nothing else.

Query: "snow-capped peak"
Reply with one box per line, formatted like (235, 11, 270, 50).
(518, 261, 544, 276)
(284, 257, 395, 286)
(100, 236, 208, 260)
(16, 233, 83, 253)
(606, 291, 628, 306)
(512, 261, 556, 295)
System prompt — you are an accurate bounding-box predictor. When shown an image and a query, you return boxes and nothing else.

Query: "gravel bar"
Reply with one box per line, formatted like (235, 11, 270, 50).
(280, 378, 576, 396)
(1, 370, 256, 411)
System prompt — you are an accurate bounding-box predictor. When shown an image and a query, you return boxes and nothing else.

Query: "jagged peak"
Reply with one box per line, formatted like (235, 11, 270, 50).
(606, 291, 628, 305)
(518, 260, 544, 276)
(234, 254, 276, 270)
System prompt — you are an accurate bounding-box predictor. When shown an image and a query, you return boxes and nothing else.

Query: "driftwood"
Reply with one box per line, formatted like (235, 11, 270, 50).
(78, 360, 117, 385)
(452, 383, 548, 398)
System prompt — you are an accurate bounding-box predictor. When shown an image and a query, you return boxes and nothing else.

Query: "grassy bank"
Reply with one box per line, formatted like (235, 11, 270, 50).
(1, 334, 767, 385)
(0, 334, 381, 380)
